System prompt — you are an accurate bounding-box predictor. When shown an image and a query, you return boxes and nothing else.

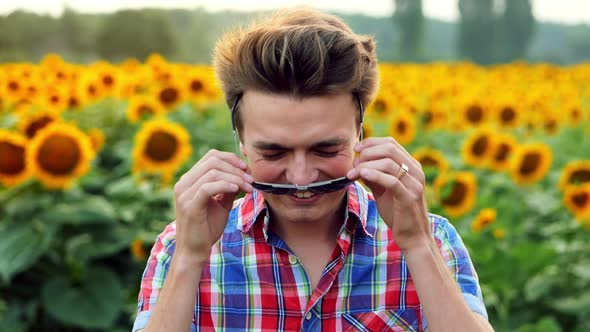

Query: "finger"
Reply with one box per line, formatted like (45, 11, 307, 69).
(180, 168, 253, 204)
(358, 167, 413, 201)
(188, 180, 241, 212)
(176, 151, 249, 194)
(355, 137, 420, 169)
(350, 159, 423, 194)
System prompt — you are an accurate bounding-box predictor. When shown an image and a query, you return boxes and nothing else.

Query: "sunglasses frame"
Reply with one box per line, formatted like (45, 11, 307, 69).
(230, 92, 365, 195)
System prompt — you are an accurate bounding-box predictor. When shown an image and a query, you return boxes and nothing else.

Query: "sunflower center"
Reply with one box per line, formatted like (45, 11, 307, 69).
(37, 134, 81, 175)
(26, 116, 54, 138)
(466, 105, 483, 123)
(88, 84, 97, 96)
(0, 142, 26, 175)
(471, 136, 489, 157)
(159, 87, 179, 105)
(519, 152, 541, 176)
(442, 181, 467, 207)
(500, 107, 516, 123)
(421, 110, 433, 125)
(572, 192, 589, 208)
(190, 80, 203, 92)
(103, 75, 114, 86)
(50, 95, 60, 104)
(138, 105, 154, 117)
(419, 156, 439, 168)
(569, 170, 590, 185)
(544, 119, 557, 133)
(374, 99, 386, 113)
(8, 81, 20, 92)
(494, 143, 511, 162)
(570, 108, 580, 122)
(396, 120, 407, 134)
(145, 130, 178, 161)
(68, 97, 80, 108)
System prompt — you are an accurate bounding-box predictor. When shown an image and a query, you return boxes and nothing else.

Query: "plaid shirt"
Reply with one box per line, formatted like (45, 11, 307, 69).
(133, 182, 487, 332)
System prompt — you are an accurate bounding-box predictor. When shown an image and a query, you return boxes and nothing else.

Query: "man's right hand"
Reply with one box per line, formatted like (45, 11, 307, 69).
(172, 149, 253, 262)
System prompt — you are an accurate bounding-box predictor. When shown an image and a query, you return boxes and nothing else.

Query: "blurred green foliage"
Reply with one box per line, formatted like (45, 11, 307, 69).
(0, 6, 589, 64)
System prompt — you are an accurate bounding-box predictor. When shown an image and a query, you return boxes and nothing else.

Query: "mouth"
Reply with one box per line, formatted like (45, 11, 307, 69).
(291, 190, 316, 199)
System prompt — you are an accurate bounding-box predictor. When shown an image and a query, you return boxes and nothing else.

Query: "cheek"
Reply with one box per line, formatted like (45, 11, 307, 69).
(249, 161, 282, 181)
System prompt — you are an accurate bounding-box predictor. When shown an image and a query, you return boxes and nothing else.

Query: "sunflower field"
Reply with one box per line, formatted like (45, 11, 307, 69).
(1, 54, 589, 331)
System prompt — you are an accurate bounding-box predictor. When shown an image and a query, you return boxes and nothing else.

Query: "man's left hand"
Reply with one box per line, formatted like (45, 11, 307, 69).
(346, 137, 431, 250)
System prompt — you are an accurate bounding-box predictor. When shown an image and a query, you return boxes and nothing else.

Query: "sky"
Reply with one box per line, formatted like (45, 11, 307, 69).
(0, 0, 589, 25)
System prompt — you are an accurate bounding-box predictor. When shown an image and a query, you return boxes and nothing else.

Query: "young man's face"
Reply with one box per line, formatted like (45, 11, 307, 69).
(239, 90, 360, 226)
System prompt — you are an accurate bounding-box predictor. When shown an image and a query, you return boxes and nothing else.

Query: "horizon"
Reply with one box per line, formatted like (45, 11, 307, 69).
(0, 0, 589, 25)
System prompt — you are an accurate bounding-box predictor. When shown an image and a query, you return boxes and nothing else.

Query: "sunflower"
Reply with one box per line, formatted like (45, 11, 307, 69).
(17, 109, 60, 139)
(367, 92, 395, 119)
(127, 95, 166, 123)
(461, 127, 496, 168)
(388, 110, 416, 145)
(132, 118, 192, 181)
(492, 98, 521, 129)
(39, 86, 69, 112)
(509, 143, 553, 185)
(412, 147, 449, 183)
(1, 74, 25, 102)
(155, 81, 185, 111)
(91, 61, 121, 97)
(26, 122, 95, 189)
(181, 66, 221, 105)
(460, 100, 488, 128)
(130, 238, 147, 261)
(0, 130, 30, 187)
(434, 171, 477, 218)
(563, 183, 590, 222)
(488, 133, 518, 172)
(492, 228, 506, 239)
(362, 122, 374, 138)
(471, 208, 496, 232)
(87, 128, 105, 154)
(559, 160, 590, 191)
(76, 72, 104, 104)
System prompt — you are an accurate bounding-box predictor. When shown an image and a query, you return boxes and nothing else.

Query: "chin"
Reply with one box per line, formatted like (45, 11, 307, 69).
(264, 190, 346, 224)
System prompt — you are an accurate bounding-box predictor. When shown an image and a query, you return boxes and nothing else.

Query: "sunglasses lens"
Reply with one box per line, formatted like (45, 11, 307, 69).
(309, 178, 352, 194)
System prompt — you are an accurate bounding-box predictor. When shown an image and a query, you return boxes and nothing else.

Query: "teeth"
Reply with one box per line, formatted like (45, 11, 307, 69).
(293, 191, 314, 198)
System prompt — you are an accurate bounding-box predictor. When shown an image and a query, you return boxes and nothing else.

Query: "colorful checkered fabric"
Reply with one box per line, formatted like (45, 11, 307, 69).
(133, 181, 487, 331)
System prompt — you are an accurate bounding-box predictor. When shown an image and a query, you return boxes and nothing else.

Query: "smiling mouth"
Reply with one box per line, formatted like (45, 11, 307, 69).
(292, 190, 316, 199)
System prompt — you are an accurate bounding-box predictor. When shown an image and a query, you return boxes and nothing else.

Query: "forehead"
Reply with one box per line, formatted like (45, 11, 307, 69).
(238, 91, 359, 147)
(239, 90, 357, 126)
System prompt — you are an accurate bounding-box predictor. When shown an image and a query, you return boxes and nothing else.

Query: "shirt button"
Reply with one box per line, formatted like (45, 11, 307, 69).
(306, 312, 312, 320)
(289, 255, 298, 265)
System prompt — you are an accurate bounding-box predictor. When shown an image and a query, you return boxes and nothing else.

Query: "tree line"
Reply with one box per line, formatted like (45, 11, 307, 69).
(0, 3, 589, 65)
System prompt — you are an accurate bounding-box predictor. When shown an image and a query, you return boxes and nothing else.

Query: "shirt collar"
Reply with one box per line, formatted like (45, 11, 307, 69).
(236, 181, 372, 238)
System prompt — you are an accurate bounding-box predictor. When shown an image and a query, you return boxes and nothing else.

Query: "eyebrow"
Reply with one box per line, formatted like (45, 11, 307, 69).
(253, 137, 348, 150)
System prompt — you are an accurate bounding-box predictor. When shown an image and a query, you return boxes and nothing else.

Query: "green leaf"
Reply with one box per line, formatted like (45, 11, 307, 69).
(105, 176, 141, 200)
(551, 292, 590, 315)
(0, 221, 56, 282)
(41, 266, 123, 329)
(66, 225, 136, 262)
(0, 305, 28, 332)
(524, 270, 557, 302)
(40, 196, 116, 225)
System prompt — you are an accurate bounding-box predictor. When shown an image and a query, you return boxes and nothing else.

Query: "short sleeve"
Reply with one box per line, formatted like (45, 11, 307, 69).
(428, 214, 488, 322)
(132, 222, 177, 332)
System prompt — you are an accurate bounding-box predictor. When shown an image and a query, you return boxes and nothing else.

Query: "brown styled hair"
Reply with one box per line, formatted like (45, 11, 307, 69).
(213, 7, 379, 133)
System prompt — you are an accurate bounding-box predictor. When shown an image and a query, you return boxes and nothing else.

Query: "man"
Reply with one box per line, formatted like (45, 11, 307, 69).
(133, 8, 493, 332)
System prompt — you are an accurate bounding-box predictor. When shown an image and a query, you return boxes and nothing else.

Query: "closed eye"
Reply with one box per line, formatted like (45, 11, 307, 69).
(315, 150, 339, 157)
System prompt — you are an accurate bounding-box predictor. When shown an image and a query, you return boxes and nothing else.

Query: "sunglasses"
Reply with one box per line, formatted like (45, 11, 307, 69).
(230, 93, 364, 195)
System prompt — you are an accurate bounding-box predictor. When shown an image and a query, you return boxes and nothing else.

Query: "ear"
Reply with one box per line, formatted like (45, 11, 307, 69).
(240, 142, 247, 157)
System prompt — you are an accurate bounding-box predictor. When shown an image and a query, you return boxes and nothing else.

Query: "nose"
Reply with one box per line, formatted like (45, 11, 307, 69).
(285, 152, 318, 186)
